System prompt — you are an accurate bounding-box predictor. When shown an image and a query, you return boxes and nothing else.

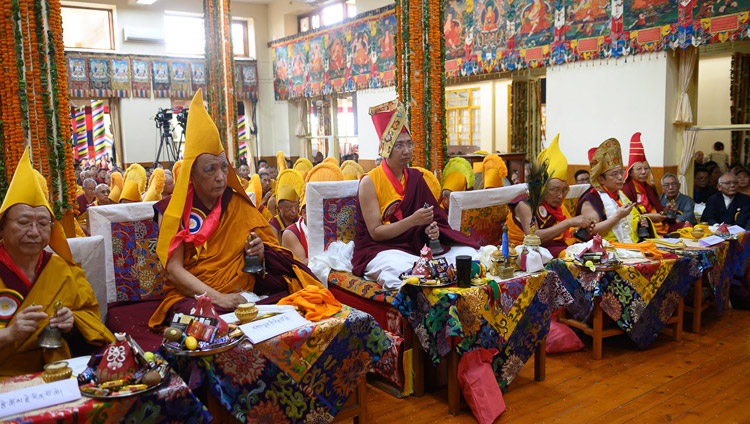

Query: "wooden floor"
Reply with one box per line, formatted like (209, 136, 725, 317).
(344, 307, 750, 423)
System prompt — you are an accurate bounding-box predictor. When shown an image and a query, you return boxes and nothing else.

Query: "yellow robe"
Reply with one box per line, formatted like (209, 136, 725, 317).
(505, 201, 575, 258)
(0, 255, 114, 378)
(149, 190, 322, 329)
(367, 164, 406, 223)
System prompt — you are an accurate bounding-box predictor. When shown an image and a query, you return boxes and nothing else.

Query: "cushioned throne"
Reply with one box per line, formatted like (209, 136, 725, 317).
(88, 202, 166, 351)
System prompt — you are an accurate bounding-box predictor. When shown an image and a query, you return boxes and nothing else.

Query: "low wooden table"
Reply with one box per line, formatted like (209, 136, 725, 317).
(394, 271, 570, 416)
(547, 256, 697, 360)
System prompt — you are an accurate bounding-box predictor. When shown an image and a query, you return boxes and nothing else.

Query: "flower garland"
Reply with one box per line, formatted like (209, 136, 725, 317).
(203, 0, 240, 166)
(395, 0, 445, 173)
(0, 0, 76, 216)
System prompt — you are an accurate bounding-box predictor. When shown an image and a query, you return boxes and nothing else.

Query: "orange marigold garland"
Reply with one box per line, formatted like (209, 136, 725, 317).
(395, 0, 445, 172)
(0, 0, 77, 214)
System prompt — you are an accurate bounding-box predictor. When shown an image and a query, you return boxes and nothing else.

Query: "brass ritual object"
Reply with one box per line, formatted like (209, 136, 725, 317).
(242, 234, 264, 274)
(38, 300, 64, 349)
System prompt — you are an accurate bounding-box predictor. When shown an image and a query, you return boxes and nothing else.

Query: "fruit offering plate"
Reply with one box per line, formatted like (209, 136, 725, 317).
(161, 331, 245, 357)
(79, 353, 170, 399)
(80, 376, 168, 399)
(400, 275, 457, 288)
(571, 258, 622, 271)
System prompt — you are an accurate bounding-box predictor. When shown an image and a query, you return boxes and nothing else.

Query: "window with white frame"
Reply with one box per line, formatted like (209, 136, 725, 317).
(61, 5, 115, 50)
(164, 12, 255, 58)
(446, 88, 481, 147)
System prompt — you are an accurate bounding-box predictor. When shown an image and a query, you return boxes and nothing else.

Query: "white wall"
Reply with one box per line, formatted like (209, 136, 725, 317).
(356, 87, 398, 160)
(695, 55, 732, 157)
(68, 0, 271, 164)
(494, 79, 511, 152)
(547, 54, 679, 167)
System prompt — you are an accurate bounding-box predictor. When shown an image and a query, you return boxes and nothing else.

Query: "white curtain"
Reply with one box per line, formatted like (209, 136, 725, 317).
(295, 99, 310, 159)
(678, 129, 697, 195)
(674, 46, 697, 125)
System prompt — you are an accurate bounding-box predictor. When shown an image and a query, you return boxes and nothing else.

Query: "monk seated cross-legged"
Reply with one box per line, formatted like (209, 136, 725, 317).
(577, 138, 657, 243)
(352, 100, 480, 290)
(0, 148, 113, 378)
(506, 135, 594, 258)
(149, 90, 322, 330)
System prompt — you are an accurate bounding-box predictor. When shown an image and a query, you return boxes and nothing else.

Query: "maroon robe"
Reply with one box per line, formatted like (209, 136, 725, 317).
(622, 178, 663, 213)
(351, 167, 479, 277)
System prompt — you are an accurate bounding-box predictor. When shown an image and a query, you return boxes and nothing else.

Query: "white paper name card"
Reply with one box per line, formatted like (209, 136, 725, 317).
(699, 236, 725, 247)
(239, 311, 311, 344)
(0, 378, 80, 419)
(728, 225, 745, 235)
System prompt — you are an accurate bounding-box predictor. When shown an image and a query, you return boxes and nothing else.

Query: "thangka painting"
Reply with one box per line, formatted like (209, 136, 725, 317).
(131, 59, 151, 98)
(111, 59, 130, 97)
(624, 0, 678, 30)
(269, 1, 747, 99)
(89, 58, 112, 97)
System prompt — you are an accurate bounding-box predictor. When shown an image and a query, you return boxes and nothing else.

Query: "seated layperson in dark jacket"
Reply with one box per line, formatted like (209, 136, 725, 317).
(693, 168, 717, 204)
(701, 173, 750, 228)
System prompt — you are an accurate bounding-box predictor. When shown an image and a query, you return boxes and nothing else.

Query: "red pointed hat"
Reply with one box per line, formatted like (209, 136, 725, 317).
(370, 100, 409, 158)
(588, 147, 597, 162)
(627, 132, 648, 173)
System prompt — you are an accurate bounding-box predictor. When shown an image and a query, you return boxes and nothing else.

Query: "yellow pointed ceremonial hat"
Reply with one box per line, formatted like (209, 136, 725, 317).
(172, 160, 183, 183)
(323, 157, 338, 166)
(123, 163, 146, 194)
(305, 162, 344, 183)
(442, 157, 474, 188)
(300, 162, 344, 208)
(482, 154, 508, 179)
(293, 158, 313, 180)
(33, 170, 49, 200)
(110, 171, 123, 191)
(537, 134, 568, 181)
(414, 167, 441, 201)
(143, 168, 165, 202)
(590, 138, 623, 191)
(157, 89, 248, 265)
(0, 148, 73, 263)
(120, 180, 142, 203)
(484, 168, 502, 188)
(277, 184, 298, 202)
(277, 151, 288, 171)
(276, 169, 304, 198)
(442, 172, 467, 192)
(340, 160, 364, 181)
(248, 173, 262, 207)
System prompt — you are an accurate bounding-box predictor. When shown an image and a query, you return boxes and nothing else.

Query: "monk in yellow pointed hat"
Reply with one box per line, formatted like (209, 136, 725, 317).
(482, 154, 508, 189)
(505, 134, 593, 258)
(440, 157, 474, 210)
(143, 168, 165, 202)
(340, 160, 364, 181)
(0, 148, 113, 377)
(293, 158, 313, 180)
(149, 89, 322, 330)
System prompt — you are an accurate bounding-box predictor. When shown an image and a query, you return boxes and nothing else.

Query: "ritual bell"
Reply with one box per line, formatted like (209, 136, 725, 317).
(242, 234, 265, 274)
(428, 238, 444, 255)
(38, 301, 64, 349)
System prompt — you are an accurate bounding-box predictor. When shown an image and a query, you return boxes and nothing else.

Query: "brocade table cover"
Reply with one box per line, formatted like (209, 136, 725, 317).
(0, 371, 211, 423)
(547, 256, 701, 349)
(169, 306, 391, 423)
(392, 271, 572, 391)
(661, 233, 750, 312)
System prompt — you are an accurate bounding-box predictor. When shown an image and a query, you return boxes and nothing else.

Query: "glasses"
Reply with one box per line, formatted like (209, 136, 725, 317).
(719, 180, 738, 186)
(393, 142, 414, 151)
(604, 169, 624, 178)
(8, 218, 53, 231)
(547, 186, 569, 196)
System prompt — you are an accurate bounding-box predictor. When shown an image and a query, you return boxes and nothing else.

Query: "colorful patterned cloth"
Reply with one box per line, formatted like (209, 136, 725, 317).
(459, 204, 510, 246)
(322, 197, 358, 250)
(392, 271, 572, 391)
(329, 270, 398, 304)
(663, 233, 750, 313)
(0, 372, 211, 423)
(169, 306, 390, 423)
(547, 256, 701, 349)
(111, 220, 167, 302)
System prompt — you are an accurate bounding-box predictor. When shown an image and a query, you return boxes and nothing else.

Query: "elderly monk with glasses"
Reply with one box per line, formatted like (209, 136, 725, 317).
(506, 135, 594, 258)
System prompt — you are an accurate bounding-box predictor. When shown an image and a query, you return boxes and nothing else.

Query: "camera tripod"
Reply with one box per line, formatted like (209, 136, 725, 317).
(154, 117, 180, 168)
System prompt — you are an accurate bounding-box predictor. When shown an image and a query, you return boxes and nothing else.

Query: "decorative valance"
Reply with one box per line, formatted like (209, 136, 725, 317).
(65, 52, 258, 100)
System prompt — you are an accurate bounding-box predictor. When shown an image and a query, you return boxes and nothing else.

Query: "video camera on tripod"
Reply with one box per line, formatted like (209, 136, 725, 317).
(152, 107, 188, 167)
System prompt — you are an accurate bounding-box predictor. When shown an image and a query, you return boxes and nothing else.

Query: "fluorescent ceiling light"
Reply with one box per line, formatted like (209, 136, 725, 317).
(136, 0, 158, 5)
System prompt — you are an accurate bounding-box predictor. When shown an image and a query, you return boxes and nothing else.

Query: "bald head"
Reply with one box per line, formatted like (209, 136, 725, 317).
(95, 184, 111, 205)
(163, 170, 174, 196)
